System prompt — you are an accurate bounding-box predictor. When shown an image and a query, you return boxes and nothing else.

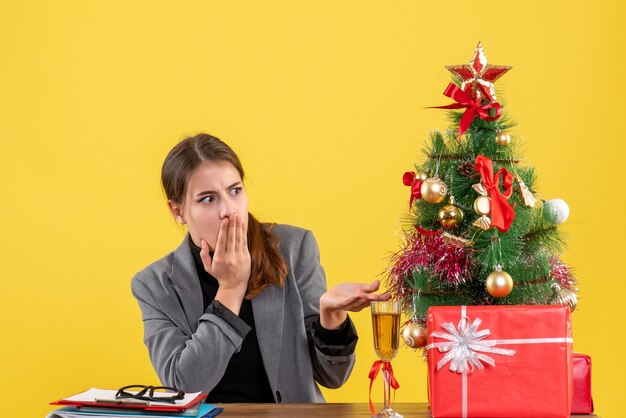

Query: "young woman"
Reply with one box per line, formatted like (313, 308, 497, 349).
(131, 133, 389, 403)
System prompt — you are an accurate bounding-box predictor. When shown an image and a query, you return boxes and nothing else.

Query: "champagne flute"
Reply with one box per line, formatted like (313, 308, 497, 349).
(371, 300, 402, 418)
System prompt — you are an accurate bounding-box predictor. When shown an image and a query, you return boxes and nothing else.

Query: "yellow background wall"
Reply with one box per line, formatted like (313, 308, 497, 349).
(1, 1, 624, 417)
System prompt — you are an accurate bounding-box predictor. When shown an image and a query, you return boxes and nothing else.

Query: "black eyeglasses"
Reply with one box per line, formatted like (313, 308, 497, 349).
(115, 385, 185, 404)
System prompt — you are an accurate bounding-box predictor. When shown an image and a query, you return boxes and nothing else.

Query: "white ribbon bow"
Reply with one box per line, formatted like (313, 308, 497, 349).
(430, 316, 516, 374)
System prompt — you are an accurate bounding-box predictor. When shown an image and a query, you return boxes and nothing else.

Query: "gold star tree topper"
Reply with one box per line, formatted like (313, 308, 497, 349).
(446, 42, 512, 103)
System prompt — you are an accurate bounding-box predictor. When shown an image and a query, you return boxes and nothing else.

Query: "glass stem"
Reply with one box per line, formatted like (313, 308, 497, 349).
(383, 362, 390, 410)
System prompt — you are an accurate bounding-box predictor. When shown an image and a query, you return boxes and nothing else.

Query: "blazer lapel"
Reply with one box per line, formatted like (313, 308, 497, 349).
(170, 234, 205, 335)
(252, 284, 285, 391)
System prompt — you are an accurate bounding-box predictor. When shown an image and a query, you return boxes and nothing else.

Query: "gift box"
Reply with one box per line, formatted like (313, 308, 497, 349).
(427, 305, 573, 418)
(572, 353, 594, 414)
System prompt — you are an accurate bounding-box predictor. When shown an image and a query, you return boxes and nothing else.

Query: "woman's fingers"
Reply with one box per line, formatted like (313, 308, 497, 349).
(241, 220, 248, 251)
(199, 215, 251, 292)
(200, 239, 213, 273)
(215, 218, 229, 256)
(365, 280, 381, 293)
(353, 292, 390, 310)
(227, 214, 237, 254)
(350, 293, 388, 309)
(343, 300, 371, 312)
(334, 282, 392, 311)
(235, 216, 245, 254)
(367, 292, 391, 301)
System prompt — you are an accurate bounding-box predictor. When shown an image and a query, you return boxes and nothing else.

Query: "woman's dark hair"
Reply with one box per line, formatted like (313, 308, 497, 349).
(161, 133, 287, 299)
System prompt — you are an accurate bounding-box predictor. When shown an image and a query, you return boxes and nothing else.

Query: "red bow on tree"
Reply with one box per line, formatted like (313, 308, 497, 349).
(368, 360, 400, 416)
(431, 83, 502, 137)
(402, 171, 422, 210)
(475, 155, 515, 232)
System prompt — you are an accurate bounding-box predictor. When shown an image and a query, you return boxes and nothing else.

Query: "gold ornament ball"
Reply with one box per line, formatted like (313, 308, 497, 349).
(402, 322, 428, 349)
(417, 171, 429, 182)
(438, 204, 464, 228)
(486, 270, 514, 298)
(550, 284, 578, 312)
(420, 177, 447, 204)
(495, 130, 511, 146)
(558, 288, 578, 312)
(473, 196, 491, 215)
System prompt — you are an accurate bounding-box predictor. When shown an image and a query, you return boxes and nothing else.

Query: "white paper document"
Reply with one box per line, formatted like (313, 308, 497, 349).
(63, 387, 202, 407)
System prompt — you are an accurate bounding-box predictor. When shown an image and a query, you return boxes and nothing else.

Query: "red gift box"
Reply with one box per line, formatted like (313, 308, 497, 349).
(572, 353, 594, 414)
(427, 305, 573, 418)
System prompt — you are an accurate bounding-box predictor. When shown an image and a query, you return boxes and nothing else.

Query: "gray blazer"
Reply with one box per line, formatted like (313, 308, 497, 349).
(131, 224, 356, 403)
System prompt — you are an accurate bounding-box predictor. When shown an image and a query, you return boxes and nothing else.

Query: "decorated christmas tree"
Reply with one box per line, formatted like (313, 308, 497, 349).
(387, 42, 578, 350)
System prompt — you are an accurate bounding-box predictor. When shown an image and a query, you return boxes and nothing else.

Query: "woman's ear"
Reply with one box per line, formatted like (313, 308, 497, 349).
(168, 200, 186, 224)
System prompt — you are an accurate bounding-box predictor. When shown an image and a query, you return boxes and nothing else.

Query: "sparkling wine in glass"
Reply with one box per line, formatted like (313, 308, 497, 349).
(371, 301, 402, 418)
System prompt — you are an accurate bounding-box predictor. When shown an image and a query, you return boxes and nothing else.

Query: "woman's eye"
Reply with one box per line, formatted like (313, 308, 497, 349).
(200, 196, 216, 203)
(230, 187, 242, 196)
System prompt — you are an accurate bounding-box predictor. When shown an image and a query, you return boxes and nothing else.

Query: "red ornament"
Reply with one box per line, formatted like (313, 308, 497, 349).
(446, 41, 511, 103)
(474, 155, 516, 233)
(403, 171, 423, 210)
(431, 83, 502, 138)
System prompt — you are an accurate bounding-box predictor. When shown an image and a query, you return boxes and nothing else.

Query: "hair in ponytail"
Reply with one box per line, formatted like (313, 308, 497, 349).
(161, 133, 287, 298)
